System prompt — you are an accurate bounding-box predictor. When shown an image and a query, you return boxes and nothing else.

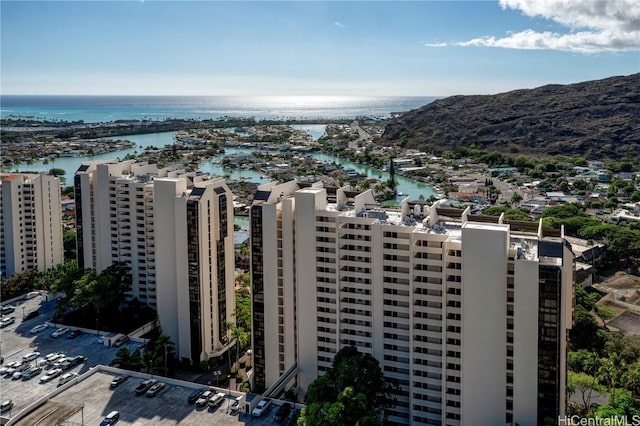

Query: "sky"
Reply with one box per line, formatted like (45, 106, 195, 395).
(1, 0, 638, 96)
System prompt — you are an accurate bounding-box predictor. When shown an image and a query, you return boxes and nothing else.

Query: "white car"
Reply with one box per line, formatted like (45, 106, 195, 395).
(196, 390, 213, 407)
(51, 327, 69, 338)
(0, 316, 15, 328)
(0, 361, 22, 375)
(30, 324, 47, 334)
(2, 361, 23, 376)
(208, 391, 226, 407)
(58, 372, 78, 386)
(251, 398, 271, 417)
(43, 353, 64, 366)
(40, 368, 63, 383)
(22, 351, 40, 362)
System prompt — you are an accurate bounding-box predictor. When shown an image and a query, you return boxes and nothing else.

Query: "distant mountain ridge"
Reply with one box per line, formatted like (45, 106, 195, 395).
(381, 74, 640, 159)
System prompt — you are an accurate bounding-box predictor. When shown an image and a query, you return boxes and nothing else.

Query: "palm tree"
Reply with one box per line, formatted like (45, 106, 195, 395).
(149, 334, 175, 376)
(623, 361, 640, 399)
(110, 347, 140, 370)
(597, 353, 624, 405)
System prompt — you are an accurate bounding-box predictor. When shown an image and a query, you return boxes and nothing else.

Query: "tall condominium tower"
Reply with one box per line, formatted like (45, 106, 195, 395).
(75, 161, 235, 364)
(1, 173, 63, 277)
(250, 181, 573, 426)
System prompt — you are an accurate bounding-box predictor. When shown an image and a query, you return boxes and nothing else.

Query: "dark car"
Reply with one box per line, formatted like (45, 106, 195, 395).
(67, 330, 82, 339)
(274, 402, 292, 422)
(188, 388, 207, 404)
(24, 310, 40, 320)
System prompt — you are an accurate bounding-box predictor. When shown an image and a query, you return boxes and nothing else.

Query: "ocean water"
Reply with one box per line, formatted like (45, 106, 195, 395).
(0, 95, 436, 123)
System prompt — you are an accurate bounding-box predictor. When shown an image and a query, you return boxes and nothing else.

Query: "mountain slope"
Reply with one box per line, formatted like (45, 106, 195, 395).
(381, 74, 640, 159)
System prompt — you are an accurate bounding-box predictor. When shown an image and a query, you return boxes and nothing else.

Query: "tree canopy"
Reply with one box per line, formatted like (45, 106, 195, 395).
(301, 346, 398, 426)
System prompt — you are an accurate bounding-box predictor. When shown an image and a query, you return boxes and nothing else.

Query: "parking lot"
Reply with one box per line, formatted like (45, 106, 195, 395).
(1, 295, 300, 425)
(11, 368, 296, 426)
(0, 294, 131, 417)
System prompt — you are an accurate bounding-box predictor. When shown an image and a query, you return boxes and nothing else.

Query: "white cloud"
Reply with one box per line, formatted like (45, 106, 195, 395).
(424, 42, 447, 48)
(429, 0, 640, 53)
(334, 21, 346, 29)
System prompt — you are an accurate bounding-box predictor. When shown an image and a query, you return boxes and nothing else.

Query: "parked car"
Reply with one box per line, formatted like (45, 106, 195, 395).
(146, 382, 166, 397)
(22, 365, 42, 380)
(134, 378, 157, 395)
(26, 291, 40, 299)
(30, 324, 48, 334)
(24, 310, 40, 320)
(67, 329, 82, 339)
(0, 400, 13, 413)
(110, 375, 128, 389)
(0, 361, 22, 376)
(100, 410, 120, 426)
(69, 355, 87, 367)
(58, 372, 78, 387)
(51, 327, 69, 338)
(251, 398, 271, 417)
(22, 351, 40, 363)
(196, 390, 213, 407)
(3, 361, 26, 377)
(208, 392, 226, 408)
(187, 388, 207, 404)
(113, 335, 129, 347)
(12, 363, 31, 379)
(274, 402, 292, 422)
(229, 395, 243, 412)
(53, 357, 72, 370)
(0, 305, 15, 315)
(0, 316, 15, 328)
(40, 368, 63, 383)
(43, 353, 65, 367)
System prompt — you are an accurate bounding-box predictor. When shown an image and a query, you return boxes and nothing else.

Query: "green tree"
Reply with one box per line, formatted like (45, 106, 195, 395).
(301, 346, 397, 426)
(595, 305, 616, 328)
(63, 230, 77, 261)
(597, 353, 624, 405)
(48, 167, 66, 177)
(387, 159, 397, 191)
(568, 350, 601, 375)
(541, 204, 584, 219)
(571, 305, 606, 352)
(110, 347, 140, 370)
(510, 192, 523, 205)
(623, 361, 640, 399)
(568, 371, 603, 414)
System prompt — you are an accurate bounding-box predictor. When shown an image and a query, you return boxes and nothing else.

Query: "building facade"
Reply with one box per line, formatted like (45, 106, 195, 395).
(1, 173, 63, 277)
(75, 161, 235, 363)
(250, 181, 573, 426)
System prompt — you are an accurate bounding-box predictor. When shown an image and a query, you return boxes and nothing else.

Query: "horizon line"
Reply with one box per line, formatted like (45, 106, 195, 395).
(0, 94, 442, 98)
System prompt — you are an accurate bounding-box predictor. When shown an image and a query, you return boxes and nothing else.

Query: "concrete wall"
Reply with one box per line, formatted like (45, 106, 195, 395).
(154, 178, 188, 360)
(461, 223, 508, 425)
(262, 202, 281, 388)
(513, 259, 539, 425)
(295, 189, 324, 389)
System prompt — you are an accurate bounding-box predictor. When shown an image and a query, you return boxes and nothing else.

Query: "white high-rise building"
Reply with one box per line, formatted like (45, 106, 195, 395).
(1, 173, 64, 277)
(250, 181, 574, 426)
(75, 161, 235, 363)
